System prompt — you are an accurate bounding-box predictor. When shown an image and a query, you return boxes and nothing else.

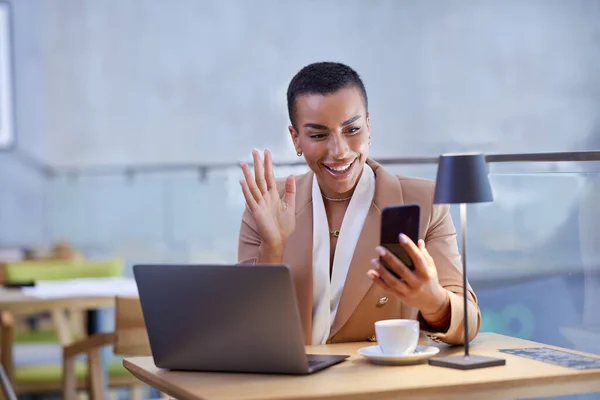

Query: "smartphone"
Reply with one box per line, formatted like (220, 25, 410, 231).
(380, 204, 420, 275)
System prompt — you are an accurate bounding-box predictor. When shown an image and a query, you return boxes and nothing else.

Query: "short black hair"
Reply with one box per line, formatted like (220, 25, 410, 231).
(286, 62, 368, 128)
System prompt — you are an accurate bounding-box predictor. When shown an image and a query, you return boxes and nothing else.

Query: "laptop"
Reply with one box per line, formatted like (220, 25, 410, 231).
(132, 263, 349, 374)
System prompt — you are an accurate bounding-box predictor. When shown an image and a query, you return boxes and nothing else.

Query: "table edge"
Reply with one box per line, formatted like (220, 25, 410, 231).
(122, 355, 600, 400)
(0, 296, 117, 315)
(123, 358, 203, 400)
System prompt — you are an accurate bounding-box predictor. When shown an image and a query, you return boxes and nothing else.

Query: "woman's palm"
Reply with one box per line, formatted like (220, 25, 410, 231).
(240, 149, 296, 249)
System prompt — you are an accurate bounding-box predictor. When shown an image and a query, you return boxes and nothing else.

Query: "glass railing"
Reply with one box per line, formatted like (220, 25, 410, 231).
(470, 169, 600, 357)
(9, 151, 591, 399)
(45, 154, 600, 360)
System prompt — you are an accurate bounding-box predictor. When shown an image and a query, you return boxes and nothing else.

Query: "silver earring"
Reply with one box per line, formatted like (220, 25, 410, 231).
(297, 151, 302, 157)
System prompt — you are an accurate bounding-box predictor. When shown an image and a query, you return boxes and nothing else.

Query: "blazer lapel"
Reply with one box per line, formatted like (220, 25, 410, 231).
(282, 171, 314, 345)
(329, 159, 405, 339)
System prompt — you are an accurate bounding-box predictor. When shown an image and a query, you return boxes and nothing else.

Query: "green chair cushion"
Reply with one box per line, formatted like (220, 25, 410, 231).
(13, 328, 59, 343)
(4, 259, 123, 283)
(15, 359, 129, 383)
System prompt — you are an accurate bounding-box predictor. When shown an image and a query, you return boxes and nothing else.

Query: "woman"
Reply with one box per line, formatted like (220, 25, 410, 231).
(238, 62, 480, 346)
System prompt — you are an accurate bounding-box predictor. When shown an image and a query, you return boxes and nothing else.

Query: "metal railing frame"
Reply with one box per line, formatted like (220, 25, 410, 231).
(42, 150, 600, 179)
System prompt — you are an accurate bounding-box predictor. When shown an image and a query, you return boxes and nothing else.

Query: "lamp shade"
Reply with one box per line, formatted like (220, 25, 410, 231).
(433, 153, 493, 204)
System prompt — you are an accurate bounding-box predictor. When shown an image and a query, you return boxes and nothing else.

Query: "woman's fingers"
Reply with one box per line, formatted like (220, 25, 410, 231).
(240, 162, 262, 203)
(375, 246, 420, 288)
(241, 148, 291, 212)
(239, 179, 258, 211)
(283, 175, 296, 209)
(252, 150, 268, 195)
(368, 269, 396, 292)
(371, 258, 411, 296)
(264, 149, 277, 192)
(398, 234, 429, 279)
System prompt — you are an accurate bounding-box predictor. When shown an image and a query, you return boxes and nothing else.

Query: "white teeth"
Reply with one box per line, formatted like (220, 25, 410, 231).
(329, 164, 351, 172)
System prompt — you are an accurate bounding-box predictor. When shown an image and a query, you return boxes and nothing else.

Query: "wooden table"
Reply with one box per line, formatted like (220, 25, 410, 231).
(123, 333, 600, 400)
(0, 287, 117, 316)
(0, 280, 137, 393)
(0, 281, 133, 346)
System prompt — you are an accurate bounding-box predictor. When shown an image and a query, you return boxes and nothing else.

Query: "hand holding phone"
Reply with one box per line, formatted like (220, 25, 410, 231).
(379, 204, 420, 276)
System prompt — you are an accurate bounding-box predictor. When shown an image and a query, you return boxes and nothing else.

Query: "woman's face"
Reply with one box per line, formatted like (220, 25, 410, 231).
(288, 86, 370, 199)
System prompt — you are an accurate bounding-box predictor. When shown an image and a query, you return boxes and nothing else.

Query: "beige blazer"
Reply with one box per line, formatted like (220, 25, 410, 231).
(238, 158, 480, 345)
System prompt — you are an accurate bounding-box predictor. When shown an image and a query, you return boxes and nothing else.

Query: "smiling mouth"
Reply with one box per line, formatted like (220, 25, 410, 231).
(323, 159, 356, 176)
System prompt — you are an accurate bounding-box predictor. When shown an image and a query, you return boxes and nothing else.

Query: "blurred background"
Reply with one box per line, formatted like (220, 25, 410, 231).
(0, 0, 599, 399)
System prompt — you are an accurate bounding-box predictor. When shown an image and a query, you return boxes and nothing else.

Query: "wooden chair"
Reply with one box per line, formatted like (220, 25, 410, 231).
(0, 365, 17, 400)
(62, 296, 152, 400)
(0, 259, 138, 397)
(0, 313, 16, 400)
(0, 308, 139, 398)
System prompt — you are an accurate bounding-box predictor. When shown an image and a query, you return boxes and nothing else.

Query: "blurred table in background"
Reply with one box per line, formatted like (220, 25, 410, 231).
(0, 277, 138, 396)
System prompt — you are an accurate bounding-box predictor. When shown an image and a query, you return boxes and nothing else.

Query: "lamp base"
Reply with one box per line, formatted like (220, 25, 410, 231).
(428, 354, 506, 370)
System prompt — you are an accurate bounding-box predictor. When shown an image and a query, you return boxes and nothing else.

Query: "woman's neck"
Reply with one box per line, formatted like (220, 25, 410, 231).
(323, 196, 350, 218)
(317, 168, 364, 201)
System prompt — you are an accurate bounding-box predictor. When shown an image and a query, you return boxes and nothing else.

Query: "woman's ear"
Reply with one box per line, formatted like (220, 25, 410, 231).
(288, 125, 301, 154)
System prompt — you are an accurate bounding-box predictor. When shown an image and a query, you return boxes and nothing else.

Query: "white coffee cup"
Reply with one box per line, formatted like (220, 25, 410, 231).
(375, 319, 419, 355)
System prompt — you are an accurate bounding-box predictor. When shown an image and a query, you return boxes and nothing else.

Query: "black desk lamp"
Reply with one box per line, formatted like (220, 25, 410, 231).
(427, 153, 506, 370)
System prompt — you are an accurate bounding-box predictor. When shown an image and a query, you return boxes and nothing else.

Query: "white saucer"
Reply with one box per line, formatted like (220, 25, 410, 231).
(357, 345, 440, 365)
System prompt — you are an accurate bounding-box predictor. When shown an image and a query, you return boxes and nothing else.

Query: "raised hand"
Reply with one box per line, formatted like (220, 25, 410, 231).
(240, 149, 296, 253)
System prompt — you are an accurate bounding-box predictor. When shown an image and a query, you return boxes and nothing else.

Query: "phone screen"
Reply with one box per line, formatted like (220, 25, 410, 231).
(380, 204, 420, 273)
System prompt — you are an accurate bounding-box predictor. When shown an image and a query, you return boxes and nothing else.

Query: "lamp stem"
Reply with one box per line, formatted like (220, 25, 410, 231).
(460, 202, 469, 357)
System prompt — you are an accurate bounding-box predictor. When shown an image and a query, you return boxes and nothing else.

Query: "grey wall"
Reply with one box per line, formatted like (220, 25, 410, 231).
(0, 0, 48, 247)
(0, 154, 46, 247)
(13, 0, 600, 168)
(7, 0, 599, 262)
(4, 0, 599, 259)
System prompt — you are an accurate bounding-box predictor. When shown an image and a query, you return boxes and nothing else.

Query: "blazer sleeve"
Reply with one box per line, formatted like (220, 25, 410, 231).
(418, 190, 481, 345)
(237, 207, 261, 264)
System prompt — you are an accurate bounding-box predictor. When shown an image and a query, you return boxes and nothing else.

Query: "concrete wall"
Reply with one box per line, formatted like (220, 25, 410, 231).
(12, 0, 600, 168)
(0, 0, 47, 248)
(8, 0, 596, 268)
(0, 154, 46, 247)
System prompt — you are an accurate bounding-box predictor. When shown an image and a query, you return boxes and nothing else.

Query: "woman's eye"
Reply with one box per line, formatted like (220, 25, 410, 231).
(347, 127, 361, 134)
(310, 133, 327, 139)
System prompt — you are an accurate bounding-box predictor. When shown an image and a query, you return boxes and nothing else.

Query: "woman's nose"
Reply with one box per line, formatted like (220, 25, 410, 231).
(329, 135, 349, 159)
